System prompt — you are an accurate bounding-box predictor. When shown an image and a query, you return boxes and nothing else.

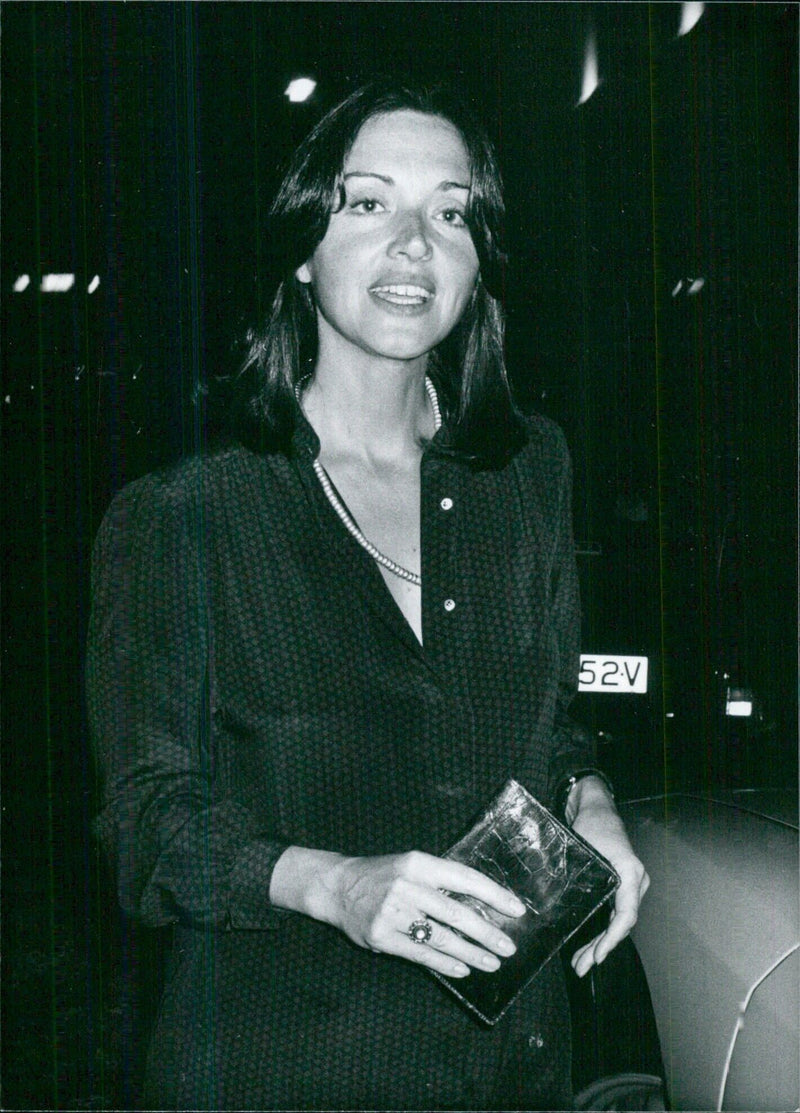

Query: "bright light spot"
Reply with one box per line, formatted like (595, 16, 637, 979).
(687, 277, 705, 295)
(726, 687, 753, 717)
(577, 33, 600, 106)
(671, 280, 684, 297)
(666, 712, 675, 719)
(4, 396, 10, 404)
(678, 2, 705, 37)
(87, 274, 100, 294)
(41, 273, 75, 293)
(13, 275, 30, 293)
(285, 78, 316, 103)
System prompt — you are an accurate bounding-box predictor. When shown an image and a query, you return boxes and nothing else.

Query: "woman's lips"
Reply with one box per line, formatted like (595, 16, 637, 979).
(369, 283, 434, 306)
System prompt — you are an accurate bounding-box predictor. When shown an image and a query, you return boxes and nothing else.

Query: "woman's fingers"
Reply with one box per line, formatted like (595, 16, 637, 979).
(568, 795, 651, 977)
(420, 886, 519, 958)
(334, 851, 524, 973)
(398, 851, 524, 960)
(431, 856, 527, 919)
(595, 865, 650, 961)
(421, 913, 511, 968)
(364, 890, 517, 972)
(570, 855, 651, 977)
(395, 850, 525, 919)
(393, 928, 473, 978)
(391, 913, 511, 976)
(394, 917, 503, 977)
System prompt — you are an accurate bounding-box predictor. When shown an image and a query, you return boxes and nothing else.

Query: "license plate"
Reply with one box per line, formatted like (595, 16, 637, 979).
(579, 655, 648, 693)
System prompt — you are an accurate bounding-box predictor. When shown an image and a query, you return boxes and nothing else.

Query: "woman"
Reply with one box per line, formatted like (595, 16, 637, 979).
(88, 81, 649, 1110)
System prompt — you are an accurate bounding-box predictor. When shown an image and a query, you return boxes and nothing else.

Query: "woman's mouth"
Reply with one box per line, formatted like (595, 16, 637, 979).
(369, 284, 433, 306)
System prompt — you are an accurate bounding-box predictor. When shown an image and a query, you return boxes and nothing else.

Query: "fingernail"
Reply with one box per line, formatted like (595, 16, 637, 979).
(452, 962, 469, 977)
(497, 937, 516, 956)
(481, 954, 501, 971)
(508, 898, 526, 916)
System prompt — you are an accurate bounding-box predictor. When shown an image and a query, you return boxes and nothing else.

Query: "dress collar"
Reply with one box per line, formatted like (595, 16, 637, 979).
(289, 395, 322, 461)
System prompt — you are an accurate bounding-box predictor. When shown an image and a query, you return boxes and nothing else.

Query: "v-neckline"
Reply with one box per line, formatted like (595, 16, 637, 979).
(314, 483, 427, 655)
(313, 462, 426, 647)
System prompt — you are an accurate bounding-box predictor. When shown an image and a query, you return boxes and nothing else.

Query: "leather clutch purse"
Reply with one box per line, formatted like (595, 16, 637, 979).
(432, 778, 619, 1025)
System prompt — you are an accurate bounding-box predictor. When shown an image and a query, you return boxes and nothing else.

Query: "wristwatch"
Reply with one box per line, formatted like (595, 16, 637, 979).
(553, 767, 614, 824)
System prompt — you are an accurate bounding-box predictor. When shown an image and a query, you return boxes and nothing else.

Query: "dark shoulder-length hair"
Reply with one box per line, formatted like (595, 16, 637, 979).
(232, 79, 527, 468)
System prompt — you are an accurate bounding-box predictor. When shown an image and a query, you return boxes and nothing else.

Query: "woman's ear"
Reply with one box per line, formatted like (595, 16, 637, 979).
(296, 261, 312, 284)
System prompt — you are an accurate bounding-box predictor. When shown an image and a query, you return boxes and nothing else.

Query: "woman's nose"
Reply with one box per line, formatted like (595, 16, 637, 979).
(388, 210, 432, 261)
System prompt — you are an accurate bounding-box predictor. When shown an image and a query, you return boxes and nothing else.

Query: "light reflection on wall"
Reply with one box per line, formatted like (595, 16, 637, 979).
(678, 3, 705, 38)
(40, 273, 75, 292)
(577, 32, 600, 106)
(285, 77, 316, 103)
(12, 273, 101, 294)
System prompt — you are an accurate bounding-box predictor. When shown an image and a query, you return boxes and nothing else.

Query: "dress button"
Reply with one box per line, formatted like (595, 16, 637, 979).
(443, 598, 456, 613)
(439, 497, 454, 511)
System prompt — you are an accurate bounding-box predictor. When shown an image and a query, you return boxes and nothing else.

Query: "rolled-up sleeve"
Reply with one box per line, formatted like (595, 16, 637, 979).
(86, 473, 289, 930)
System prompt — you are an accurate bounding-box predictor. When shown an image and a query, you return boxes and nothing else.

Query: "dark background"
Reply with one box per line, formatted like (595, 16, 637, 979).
(2, 3, 797, 1108)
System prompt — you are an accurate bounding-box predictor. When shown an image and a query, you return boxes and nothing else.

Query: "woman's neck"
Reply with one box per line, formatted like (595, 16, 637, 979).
(301, 356, 435, 467)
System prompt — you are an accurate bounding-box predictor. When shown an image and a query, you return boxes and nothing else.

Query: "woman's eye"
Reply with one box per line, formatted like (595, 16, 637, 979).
(349, 197, 385, 214)
(437, 208, 467, 227)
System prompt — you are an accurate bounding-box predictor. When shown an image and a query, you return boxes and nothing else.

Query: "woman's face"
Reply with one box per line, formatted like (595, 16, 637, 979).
(297, 110, 480, 366)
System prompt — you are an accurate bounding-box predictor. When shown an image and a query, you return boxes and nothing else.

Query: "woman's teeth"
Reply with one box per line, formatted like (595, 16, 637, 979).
(371, 284, 432, 305)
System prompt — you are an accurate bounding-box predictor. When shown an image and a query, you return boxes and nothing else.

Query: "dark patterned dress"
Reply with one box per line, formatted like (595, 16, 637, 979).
(87, 407, 598, 1110)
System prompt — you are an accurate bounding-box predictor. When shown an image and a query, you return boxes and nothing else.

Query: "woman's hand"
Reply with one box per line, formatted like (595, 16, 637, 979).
(270, 846, 526, 979)
(566, 776, 650, 977)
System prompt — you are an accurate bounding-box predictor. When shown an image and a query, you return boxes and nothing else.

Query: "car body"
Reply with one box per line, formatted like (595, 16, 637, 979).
(619, 790, 799, 1111)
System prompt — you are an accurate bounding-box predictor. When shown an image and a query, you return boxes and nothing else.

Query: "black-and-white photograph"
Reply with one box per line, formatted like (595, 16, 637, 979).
(3, 3, 797, 1110)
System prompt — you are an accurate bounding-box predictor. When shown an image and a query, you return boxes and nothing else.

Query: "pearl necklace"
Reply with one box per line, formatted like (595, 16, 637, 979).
(302, 377, 442, 587)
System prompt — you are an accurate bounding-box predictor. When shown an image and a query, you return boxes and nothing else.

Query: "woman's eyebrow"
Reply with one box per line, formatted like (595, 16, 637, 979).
(438, 179, 470, 191)
(343, 171, 470, 191)
(343, 172, 394, 184)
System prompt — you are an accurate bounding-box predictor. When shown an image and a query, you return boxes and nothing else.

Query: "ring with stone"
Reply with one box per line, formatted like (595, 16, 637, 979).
(408, 917, 433, 944)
